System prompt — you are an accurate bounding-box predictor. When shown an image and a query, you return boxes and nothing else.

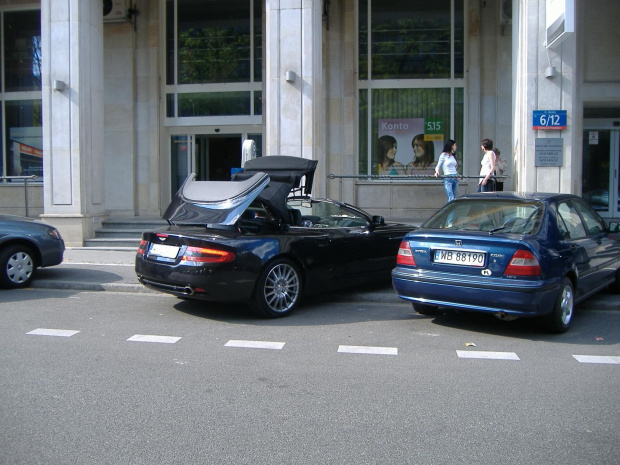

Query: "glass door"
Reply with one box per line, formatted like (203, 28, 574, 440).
(170, 134, 192, 195)
(169, 132, 263, 196)
(582, 121, 620, 218)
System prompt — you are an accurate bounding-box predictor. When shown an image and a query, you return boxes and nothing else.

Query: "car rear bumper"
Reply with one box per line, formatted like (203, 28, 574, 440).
(392, 267, 561, 316)
(135, 257, 256, 302)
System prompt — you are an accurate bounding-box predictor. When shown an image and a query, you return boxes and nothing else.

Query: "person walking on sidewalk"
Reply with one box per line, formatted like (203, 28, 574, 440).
(434, 139, 459, 202)
(477, 138, 496, 192)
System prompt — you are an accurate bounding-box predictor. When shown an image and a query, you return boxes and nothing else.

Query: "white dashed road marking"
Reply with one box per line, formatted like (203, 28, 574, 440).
(573, 355, 620, 364)
(457, 350, 520, 360)
(338, 345, 398, 356)
(27, 328, 80, 337)
(127, 334, 181, 344)
(225, 340, 285, 350)
(23, 329, 619, 365)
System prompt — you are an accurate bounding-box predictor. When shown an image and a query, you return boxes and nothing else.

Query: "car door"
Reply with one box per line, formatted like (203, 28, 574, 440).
(287, 199, 385, 287)
(572, 198, 620, 284)
(556, 200, 601, 293)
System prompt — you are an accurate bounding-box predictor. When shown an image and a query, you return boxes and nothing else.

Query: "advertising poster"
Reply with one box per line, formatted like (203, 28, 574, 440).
(9, 127, 43, 177)
(378, 118, 443, 176)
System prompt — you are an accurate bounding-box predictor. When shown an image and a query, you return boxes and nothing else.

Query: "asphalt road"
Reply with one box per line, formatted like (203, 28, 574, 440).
(1, 288, 618, 465)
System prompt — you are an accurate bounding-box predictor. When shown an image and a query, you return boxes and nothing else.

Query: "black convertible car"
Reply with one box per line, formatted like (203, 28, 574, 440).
(135, 156, 414, 317)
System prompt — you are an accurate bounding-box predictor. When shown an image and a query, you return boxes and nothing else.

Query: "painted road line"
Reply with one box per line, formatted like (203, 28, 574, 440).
(27, 328, 80, 337)
(127, 334, 181, 344)
(338, 345, 398, 356)
(573, 355, 620, 364)
(225, 340, 285, 350)
(457, 350, 520, 360)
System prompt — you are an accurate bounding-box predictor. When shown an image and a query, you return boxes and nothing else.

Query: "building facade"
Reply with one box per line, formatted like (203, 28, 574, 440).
(0, 0, 618, 246)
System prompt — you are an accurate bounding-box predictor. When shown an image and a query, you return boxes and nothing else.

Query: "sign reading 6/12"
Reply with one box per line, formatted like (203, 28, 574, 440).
(533, 110, 567, 130)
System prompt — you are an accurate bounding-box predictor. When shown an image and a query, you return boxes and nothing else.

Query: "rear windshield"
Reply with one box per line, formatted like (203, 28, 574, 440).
(422, 200, 544, 234)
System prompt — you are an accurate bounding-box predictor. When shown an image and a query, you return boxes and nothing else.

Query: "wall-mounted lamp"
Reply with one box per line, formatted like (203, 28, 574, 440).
(285, 71, 296, 83)
(52, 80, 66, 92)
(545, 66, 556, 79)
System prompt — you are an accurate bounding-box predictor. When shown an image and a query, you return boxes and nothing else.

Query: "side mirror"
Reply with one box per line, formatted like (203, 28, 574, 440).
(371, 215, 385, 226)
(609, 222, 619, 233)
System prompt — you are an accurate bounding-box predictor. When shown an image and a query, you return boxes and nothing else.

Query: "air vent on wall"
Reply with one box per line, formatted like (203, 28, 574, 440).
(103, 0, 128, 23)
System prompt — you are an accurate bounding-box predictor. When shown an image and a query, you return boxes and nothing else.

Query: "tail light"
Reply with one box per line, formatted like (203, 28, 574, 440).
(396, 241, 416, 266)
(181, 246, 236, 263)
(504, 249, 541, 276)
(137, 239, 148, 255)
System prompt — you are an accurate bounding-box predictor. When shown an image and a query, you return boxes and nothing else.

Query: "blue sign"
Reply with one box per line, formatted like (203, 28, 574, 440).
(533, 110, 567, 130)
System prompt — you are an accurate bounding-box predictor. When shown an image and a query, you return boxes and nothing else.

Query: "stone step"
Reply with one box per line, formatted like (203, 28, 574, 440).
(92, 228, 150, 239)
(83, 217, 168, 248)
(99, 219, 167, 230)
(83, 237, 141, 249)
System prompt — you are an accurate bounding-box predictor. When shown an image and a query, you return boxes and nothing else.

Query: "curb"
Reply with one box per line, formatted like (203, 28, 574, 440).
(31, 280, 157, 294)
(30, 278, 619, 310)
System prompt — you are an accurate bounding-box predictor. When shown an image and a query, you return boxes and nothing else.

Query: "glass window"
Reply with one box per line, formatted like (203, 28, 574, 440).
(581, 129, 610, 211)
(424, 200, 543, 234)
(573, 199, 606, 235)
(0, 109, 3, 176)
(253, 0, 263, 82)
(4, 10, 41, 92)
(171, 135, 190, 194)
(166, 0, 262, 119)
(359, 88, 463, 176)
(5, 100, 43, 177)
(166, 0, 175, 85)
(177, 0, 251, 84)
(178, 92, 251, 117)
(359, 0, 463, 80)
(287, 199, 370, 228)
(557, 202, 587, 239)
(358, 0, 464, 177)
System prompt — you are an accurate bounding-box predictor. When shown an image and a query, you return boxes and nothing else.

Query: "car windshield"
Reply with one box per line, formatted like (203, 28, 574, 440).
(423, 199, 544, 234)
(287, 198, 370, 228)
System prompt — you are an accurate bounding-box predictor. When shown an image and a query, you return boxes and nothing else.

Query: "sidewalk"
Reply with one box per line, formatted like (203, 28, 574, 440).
(30, 247, 620, 310)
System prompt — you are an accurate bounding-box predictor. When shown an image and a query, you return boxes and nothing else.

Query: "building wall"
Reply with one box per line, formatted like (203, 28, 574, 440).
(0, 184, 43, 217)
(5, 1, 620, 239)
(103, 0, 160, 218)
(326, 0, 511, 222)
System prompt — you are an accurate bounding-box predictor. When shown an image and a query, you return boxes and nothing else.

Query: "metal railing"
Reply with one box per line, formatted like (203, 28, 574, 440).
(0, 175, 39, 217)
(327, 173, 508, 203)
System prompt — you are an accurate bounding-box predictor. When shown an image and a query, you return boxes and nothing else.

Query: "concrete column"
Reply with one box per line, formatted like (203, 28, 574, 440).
(513, 0, 578, 194)
(265, 0, 325, 172)
(41, 0, 106, 246)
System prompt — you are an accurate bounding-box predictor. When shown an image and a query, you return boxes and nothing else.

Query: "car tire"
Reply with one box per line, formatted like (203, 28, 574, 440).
(252, 258, 302, 318)
(545, 277, 574, 333)
(412, 303, 439, 316)
(0, 245, 36, 289)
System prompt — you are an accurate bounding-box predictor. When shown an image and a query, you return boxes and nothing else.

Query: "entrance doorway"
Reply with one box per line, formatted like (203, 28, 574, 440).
(170, 132, 262, 195)
(582, 120, 620, 218)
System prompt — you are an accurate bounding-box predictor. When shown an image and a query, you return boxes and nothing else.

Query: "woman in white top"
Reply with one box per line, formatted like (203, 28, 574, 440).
(494, 148, 508, 191)
(477, 138, 496, 192)
(434, 139, 459, 202)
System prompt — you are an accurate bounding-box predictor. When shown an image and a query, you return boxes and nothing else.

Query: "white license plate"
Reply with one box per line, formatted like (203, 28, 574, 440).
(434, 249, 486, 267)
(149, 243, 180, 259)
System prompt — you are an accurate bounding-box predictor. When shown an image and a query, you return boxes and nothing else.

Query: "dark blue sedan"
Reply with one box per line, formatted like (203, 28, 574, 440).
(392, 192, 620, 332)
